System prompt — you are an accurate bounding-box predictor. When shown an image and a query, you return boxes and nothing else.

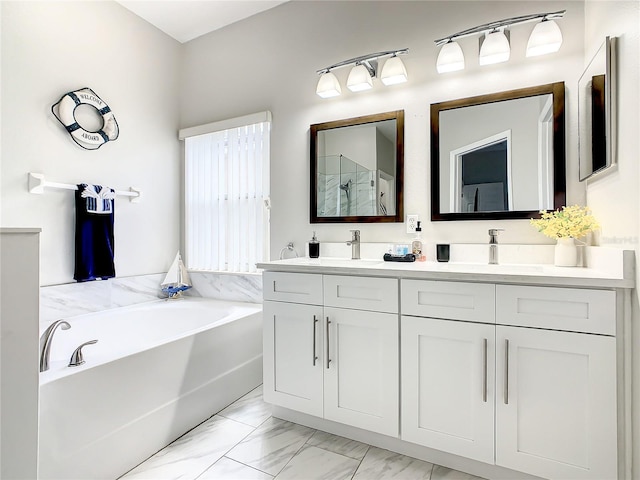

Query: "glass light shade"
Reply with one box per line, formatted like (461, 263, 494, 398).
(316, 72, 341, 98)
(526, 19, 563, 57)
(479, 30, 511, 65)
(436, 41, 465, 73)
(346, 64, 373, 92)
(381, 56, 408, 85)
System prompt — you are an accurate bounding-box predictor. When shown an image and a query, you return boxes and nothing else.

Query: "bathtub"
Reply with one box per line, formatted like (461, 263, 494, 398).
(38, 298, 263, 480)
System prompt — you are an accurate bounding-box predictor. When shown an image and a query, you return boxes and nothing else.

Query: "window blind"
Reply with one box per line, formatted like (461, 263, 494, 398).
(184, 119, 270, 273)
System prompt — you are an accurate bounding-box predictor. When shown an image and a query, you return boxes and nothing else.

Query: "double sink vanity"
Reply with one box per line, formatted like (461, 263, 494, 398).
(258, 250, 634, 480)
(273, 45, 626, 478)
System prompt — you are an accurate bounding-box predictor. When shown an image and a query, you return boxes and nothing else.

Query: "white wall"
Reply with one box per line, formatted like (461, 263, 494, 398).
(583, 1, 640, 476)
(179, 0, 585, 255)
(0, 1, 182, 285)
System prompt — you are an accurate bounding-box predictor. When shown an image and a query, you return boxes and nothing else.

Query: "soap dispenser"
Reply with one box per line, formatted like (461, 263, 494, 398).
(412, 221, 425, 262)
(309, 231, 320, 258)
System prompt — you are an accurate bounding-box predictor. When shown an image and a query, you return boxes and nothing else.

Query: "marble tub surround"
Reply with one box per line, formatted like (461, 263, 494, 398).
(122, 385, 485, 480)
(40, 273, 165, 327)
(40, 271, 262, 329)
(188, 271, 262, 303)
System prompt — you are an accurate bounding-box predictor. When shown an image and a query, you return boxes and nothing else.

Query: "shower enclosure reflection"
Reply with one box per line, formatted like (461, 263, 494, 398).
(317, 154, 393, 217)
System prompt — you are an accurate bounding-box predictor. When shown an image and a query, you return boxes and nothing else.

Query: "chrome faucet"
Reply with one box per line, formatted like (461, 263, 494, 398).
(40, 320, 71, 372)
(488, 228, 504, 265)
(347, 229, 360, 260)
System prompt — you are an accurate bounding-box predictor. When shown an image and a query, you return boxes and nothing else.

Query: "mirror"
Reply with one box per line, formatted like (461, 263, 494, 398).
(579, 37, 616, 181)
(431, 82, 566, 221)
(311, 110, 404, 223)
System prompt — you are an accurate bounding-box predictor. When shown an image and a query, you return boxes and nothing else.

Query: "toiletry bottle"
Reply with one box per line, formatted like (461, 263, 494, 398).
(309, 232, 320, 258)
(412, 221, 425, 261)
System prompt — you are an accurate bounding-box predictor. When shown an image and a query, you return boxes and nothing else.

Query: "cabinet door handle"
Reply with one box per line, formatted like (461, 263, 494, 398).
(482, 338, 488, 403)
(326, 317, 331, 369)
(312, 315, 318, 366)
(504, 339, 510, 405)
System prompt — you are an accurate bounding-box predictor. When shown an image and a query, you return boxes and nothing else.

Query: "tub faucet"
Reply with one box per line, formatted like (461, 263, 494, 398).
(347, 230, 360, 260)
(40, 320, 71, 372)
(488, 228, 504, 265)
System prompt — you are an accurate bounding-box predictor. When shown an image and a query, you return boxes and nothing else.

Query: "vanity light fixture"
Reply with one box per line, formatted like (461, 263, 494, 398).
(316, 48, 408, 98)
(435, 10, 565, 73)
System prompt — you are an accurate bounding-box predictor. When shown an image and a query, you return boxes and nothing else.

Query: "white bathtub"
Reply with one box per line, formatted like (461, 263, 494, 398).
(38, 298, 263, 480)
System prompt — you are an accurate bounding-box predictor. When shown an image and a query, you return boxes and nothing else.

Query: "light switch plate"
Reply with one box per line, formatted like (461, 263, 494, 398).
(406, 215, 419, 233)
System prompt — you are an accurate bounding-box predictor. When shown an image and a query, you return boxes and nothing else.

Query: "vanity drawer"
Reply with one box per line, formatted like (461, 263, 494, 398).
(263, 272, 323, 305)
(324, 275, 398, 313)
(401, 280, 495, 323)
(496, 285, 616, 335)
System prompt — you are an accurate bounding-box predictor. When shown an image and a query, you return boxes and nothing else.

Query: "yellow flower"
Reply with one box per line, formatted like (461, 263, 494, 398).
(530, 205, 599, 239)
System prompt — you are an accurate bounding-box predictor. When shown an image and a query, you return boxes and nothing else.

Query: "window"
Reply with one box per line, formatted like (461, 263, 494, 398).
(181, 112, 270, 273)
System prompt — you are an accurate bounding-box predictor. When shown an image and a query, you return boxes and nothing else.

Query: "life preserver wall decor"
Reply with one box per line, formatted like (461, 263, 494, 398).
(52, 87, 119, 150)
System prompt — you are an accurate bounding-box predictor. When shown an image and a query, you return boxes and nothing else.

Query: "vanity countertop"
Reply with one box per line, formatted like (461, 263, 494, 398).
(257, 248, 635, 289)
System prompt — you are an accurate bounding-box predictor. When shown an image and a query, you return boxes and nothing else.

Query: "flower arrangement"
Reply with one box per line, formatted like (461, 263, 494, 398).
(530, 205, 599, 239)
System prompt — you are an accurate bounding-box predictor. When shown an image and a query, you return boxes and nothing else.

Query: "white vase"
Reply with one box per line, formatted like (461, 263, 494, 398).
(554, 237, 578, 267)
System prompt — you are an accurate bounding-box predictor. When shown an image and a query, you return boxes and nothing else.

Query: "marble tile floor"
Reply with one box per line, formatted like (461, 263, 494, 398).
(120, 385, 486, 480)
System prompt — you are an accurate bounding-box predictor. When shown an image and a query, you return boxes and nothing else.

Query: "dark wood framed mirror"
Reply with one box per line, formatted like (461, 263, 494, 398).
(431, 82, 566, 221)
(311, 110, 404, 223)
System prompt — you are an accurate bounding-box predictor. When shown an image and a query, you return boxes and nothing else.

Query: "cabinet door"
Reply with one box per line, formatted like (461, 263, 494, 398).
(323, 307, 399, 436)
(263, 301, 323, 417)
(401, 316, 495, 464)
(496, 326, 617, 480)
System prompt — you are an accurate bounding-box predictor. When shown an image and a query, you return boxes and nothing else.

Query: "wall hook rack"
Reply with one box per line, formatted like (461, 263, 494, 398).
(28, 172, 142, 203)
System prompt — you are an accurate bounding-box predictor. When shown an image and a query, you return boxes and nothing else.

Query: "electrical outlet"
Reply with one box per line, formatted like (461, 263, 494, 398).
(406, 215, 419, 234)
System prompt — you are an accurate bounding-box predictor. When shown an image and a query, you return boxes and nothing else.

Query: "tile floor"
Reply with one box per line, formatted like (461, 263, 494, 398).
(120, 385, 486, 480)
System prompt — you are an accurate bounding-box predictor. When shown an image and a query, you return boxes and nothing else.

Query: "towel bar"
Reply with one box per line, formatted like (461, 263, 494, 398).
(28, 172, 142, 203)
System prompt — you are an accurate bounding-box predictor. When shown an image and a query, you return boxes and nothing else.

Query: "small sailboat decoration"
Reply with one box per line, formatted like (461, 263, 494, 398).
(161, 252, 192, 298)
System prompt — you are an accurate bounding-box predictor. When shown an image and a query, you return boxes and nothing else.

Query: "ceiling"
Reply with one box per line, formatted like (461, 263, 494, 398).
(115, 1, 289, 43)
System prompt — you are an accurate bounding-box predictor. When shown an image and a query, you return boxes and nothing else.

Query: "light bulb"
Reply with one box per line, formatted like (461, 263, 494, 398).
(527, 19, 563, 57)
(316, 72, 341, 98)
(436, 41, 465, 73)
(479, 30, 511, 65)
(381, 56, 408, 85)
(347, 64, 373, 92)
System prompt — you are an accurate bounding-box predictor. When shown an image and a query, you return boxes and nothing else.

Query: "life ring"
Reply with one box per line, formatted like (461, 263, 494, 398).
(52, 88, 119, 150)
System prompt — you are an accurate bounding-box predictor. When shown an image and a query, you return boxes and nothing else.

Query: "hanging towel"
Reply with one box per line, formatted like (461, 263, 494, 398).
(74, 184, 116, 282)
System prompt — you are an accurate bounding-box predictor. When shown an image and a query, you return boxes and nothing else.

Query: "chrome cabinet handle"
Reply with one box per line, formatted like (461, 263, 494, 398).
(312, 315, 318, 366)
(482, 338, 488, 403)
(326, 317, 331, 369)
(504, 339, 510, 405)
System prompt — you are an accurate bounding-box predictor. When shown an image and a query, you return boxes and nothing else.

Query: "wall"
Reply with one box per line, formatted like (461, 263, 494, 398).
(0, 1, 182, 286)
(583, 1, 640, 476)
(180, 1, 585, 257)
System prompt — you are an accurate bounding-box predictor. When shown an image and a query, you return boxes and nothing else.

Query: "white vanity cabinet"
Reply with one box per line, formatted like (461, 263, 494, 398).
(401, 279, 618, 480)
(263, 272, 324, 416)
(494, 285, 618, 480)
(263, 272, 399, 436)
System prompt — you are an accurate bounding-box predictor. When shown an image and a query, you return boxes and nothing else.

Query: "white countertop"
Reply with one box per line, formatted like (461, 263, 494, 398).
(257, 247, 635, 289)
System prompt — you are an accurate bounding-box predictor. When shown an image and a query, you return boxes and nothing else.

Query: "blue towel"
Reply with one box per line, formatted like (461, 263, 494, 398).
(74, 184, 116, 282)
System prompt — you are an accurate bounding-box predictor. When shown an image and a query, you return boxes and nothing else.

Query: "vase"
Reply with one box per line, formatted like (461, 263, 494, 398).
(554, 237, 578, 267)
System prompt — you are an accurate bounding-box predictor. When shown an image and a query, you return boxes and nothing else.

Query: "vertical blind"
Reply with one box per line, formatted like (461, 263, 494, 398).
(184, 118, 270, 273)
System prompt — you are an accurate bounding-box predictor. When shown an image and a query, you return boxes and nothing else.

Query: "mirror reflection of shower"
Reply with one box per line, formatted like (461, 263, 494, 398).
(317, 154, 380, 217)
(339, 179, 353, 216)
